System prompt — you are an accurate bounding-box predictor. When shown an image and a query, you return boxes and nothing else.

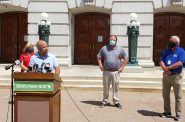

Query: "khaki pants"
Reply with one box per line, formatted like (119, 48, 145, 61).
(102, 71, 120, 104)
(162, 73, 183, 116)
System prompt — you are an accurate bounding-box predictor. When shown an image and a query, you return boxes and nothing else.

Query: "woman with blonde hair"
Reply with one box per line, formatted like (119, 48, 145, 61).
(19, 43, 35, 72)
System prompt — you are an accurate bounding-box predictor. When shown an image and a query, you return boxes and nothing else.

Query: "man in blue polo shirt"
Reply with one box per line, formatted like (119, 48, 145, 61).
(29, 40, 60, 75)
(159, 36, 185, 121)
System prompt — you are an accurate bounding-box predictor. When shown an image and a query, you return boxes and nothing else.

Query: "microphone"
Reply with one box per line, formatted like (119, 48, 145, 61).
(5, 60, 20, 70)
(40, 62, 45, 73)
(32, 64, 39, 72)
(26, 66, 32, 72)
(44, 63, 52, 73)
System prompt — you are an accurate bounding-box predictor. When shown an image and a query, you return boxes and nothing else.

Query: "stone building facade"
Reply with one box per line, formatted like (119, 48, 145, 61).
(0, 0, 185, 67)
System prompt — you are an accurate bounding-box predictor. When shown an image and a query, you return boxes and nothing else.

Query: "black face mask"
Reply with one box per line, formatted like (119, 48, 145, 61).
(26, 48, 34, 53)
(168, 42, 177, 48)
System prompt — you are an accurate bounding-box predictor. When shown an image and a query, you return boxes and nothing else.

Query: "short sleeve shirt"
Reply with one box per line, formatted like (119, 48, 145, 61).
(19, 53, 35, 72)
(97, 45, 127, 70)
(160, 46, 185, 73)
(29, 52, 58, 73)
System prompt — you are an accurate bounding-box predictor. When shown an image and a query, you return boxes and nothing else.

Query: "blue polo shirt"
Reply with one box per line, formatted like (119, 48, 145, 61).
(29, 52, 58, 73)
(160, 46, 185, 73)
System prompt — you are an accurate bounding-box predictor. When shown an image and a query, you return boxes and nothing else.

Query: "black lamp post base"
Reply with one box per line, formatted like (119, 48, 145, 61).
(127, 62, 139, 66)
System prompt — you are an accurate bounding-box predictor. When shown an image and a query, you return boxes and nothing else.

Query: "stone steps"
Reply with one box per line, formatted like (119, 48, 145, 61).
(61, 77, 185, 90)
(0, 64, 185, 90)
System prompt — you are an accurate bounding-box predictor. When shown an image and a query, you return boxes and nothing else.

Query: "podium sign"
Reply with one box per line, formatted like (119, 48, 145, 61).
(14, 81, 54, 92)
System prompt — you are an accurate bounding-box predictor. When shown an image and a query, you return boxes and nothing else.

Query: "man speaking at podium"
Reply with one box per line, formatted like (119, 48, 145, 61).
(29, 40, 60, 75)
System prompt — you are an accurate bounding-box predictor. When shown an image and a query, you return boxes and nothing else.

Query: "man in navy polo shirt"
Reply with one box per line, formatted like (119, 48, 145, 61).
(159, 36, 185, 121)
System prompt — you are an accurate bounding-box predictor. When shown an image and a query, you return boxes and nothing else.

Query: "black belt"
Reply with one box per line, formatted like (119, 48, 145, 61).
(171, 72, 181, 75)
(105, 69, 118, 72)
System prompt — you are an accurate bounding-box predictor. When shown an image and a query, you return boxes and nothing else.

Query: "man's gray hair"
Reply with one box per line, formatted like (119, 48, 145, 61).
(171, 36, 180, 43)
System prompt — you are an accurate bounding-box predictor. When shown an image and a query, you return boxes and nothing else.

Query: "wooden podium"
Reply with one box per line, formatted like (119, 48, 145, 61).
(13, 72, 61, 122)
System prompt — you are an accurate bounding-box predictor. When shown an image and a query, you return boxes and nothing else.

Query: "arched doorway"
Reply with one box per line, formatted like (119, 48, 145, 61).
(0, 12, 27, 63)
(153, 12, 185, 65)
(74, 12, 110, 65)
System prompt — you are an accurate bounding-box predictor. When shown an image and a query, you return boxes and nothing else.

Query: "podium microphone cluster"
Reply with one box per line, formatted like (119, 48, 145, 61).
(5, 60, 20, 70)
(27, 63, 51, 73)
(27, 64, 39, 72)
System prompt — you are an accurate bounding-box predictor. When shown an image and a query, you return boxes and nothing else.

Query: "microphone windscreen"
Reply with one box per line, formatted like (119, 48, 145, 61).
(45, 63, 51, 72)
(15, 60, 20, 65)
(35, 64, 39, 69)
(32, 63, 39, 72)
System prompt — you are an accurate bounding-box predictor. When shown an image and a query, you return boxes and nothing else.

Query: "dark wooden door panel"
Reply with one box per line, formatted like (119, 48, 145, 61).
(1, 14, 18, 62)
(75, 33, 91, 64)
(154, 15, 169, 65)
(75, 13, 110, 65)
(92, 14, 109, 64)
(170, 15, 185, 48)
(0, 12, 27, 63)
(154, 15, 169, 35)
(170, 15, 184, 34)
(154, 13, 185, 65)
(75, 14, 91, 64)
(153, 35, 168, 64)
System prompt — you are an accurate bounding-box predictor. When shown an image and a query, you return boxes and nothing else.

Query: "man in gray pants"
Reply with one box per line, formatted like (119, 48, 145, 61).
(97, 35, 128, 109)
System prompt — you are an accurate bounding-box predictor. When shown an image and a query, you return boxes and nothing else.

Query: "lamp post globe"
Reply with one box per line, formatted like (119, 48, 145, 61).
(38, 12, 51, 44)
(129, 13, 138, 21)
(40, 12, 49, 20)
(127, 13, 140, 64)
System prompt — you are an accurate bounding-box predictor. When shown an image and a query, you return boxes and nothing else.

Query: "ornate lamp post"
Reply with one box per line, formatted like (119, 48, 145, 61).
(38, 12, 51, 44)
(127, 13, 140, 64)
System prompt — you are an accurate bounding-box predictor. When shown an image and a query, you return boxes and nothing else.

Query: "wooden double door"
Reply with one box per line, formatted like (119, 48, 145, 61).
(0, 12, 27, 63)
(74, 13, 110, 65)
(154, 13, 185, 65)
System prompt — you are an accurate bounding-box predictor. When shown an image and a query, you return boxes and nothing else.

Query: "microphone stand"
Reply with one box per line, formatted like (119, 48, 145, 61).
(7, 66, 14, 122)
(4, 60, 20, 122)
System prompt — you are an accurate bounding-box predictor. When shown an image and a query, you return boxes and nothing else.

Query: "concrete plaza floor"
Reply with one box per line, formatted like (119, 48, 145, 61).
(0, 88, 185, 122)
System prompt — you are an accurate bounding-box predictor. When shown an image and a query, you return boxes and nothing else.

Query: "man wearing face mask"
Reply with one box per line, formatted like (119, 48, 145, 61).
(29, 40, 60, 75)
(97, 35, 128, 109)
(159, 36, 185, 121)
(20, 43, 35, 72)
